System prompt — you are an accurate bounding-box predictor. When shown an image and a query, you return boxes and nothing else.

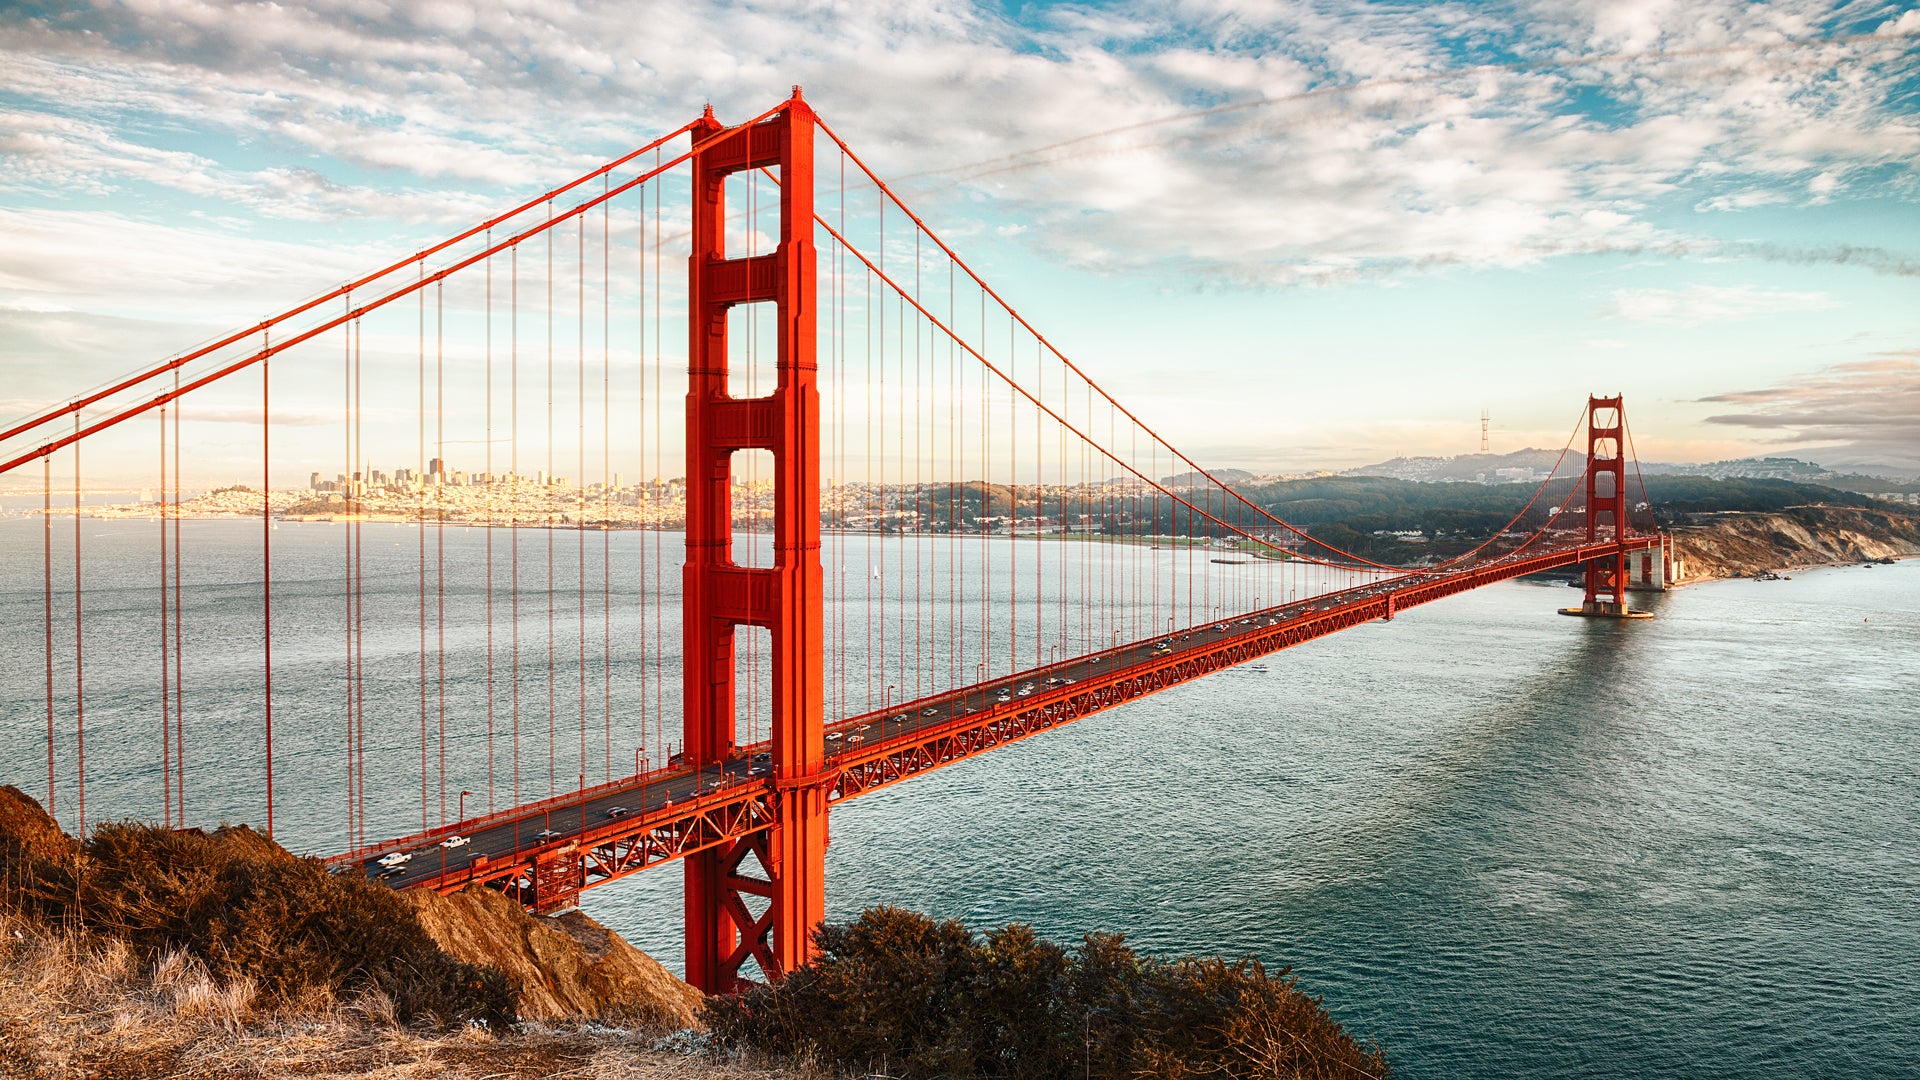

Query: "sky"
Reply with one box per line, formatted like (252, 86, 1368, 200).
(2, 0, 1919, 482)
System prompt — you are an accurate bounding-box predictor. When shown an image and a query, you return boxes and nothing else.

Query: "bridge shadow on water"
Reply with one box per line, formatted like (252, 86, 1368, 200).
(1293, 585, 1675, 888)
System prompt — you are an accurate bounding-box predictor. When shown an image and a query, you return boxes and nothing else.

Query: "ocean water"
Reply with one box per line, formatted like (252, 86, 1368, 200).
(2, 517, 1914, 1077)
(586, 558, 1920, 1079)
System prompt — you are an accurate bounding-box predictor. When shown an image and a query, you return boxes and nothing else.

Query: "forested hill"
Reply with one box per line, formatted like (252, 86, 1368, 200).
(1235, 474, 1896, 560)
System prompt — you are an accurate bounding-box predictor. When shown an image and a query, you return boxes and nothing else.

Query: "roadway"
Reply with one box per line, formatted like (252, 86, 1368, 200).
(336, 536, 1654, 894)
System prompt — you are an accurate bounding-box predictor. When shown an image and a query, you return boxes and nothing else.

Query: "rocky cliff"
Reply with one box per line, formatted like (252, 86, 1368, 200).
(1671, 505, 1920, 579)
(405, 885, 705, 1028)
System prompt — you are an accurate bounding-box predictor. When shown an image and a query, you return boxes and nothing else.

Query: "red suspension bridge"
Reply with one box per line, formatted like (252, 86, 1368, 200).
(1, 90, 1668, 993)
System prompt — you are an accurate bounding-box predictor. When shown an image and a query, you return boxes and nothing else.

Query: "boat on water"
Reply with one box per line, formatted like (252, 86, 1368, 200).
(1210, 558, 1247, 565)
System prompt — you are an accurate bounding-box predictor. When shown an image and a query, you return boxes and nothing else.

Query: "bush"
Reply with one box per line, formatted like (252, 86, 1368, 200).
(706, 907, 1387, 1079)
(1, 786, 512, 1027)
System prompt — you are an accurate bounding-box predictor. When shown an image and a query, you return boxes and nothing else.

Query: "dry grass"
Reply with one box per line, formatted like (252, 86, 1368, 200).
(0, 911, 843, 1080)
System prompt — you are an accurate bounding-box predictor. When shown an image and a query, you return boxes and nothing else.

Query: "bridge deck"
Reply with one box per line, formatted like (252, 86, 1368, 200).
(330, 537, 1659, 906)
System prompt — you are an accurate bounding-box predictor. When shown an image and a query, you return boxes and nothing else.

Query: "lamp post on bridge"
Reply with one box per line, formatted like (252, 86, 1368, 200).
(458, 789, 470, 821)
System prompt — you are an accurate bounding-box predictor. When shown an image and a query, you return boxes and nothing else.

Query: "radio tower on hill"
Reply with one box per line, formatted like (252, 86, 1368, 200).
(1481, 410, 1490, 453)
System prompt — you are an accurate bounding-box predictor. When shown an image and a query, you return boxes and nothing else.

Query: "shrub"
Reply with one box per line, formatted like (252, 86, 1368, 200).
(706, 907, 1388, 1079)
(0, 786, 512, 1028)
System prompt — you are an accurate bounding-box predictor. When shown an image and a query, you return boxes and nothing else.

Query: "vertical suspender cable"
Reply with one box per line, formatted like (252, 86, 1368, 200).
(160, 407, 170, 826)
(437, 283, 447, 826)
(343, 301, 354, 844)
(73, 424, 85, 835)
(44, 456, 54, 825)
(487, 240, 496, 815)
(547, 205, 556, 799)
(602, 177, 612, 783)
(176, 374, 185, 826)
(512, 244, 521, 808)
(641, 178, 656, 764)
(578, 213, 587, 794)
(418, 263, 429, 832)
(352, 322, 364, 847)
(263, 331, 274, 838)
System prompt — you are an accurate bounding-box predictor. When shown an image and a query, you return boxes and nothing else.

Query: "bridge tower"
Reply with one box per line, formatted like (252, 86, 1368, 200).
(1562, 395, 1647, 618)
(683, 89, 826, 992)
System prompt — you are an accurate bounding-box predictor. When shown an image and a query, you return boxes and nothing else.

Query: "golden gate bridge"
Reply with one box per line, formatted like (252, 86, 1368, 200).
(0, 89, 1667, 993)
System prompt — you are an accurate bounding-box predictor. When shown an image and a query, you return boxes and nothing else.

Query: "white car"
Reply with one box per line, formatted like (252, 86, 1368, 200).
(377, 851, 412, 867)
(439, 835, 470, 849)
(534, 828, 563, 841)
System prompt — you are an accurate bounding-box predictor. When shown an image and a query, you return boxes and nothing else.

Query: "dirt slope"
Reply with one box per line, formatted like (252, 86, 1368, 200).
(405, 885, 704, 1028)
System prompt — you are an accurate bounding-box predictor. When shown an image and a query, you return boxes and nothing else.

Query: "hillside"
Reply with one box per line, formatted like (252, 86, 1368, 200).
(0, 786, 742, 1080)
(1669, 506, 1920, 579)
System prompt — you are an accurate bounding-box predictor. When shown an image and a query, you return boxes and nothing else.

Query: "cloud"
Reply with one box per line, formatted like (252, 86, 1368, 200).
(0, 0, 1914, 291)
(1698, 354, 1920, 471)
(0, 207, 384, 312)
(1608, 282, 1839, 325)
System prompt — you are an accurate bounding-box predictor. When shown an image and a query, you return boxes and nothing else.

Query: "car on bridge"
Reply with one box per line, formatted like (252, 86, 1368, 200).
(440, 834, 470, 849)
(377, 851, 412, 867)
(604, 806, 631, 818)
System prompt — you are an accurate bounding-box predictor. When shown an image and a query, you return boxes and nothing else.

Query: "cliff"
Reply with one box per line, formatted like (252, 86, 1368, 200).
(1670, 505, 1920, 579)
(405, 884, 704, 1028)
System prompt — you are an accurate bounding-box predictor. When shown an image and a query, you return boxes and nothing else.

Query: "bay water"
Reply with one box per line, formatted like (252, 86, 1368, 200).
(2, 516, 1914, 1077)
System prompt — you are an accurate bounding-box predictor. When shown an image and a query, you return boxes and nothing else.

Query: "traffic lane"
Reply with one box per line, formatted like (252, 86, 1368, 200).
(360, 581, 1418, 886)
(362, 755, 756, 886)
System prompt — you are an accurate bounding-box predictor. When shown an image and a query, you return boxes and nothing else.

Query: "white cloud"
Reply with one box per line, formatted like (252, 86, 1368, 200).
(1878, 10, 1920, 37)
(1607, 282, 1840, 325)
(0, 0, 1913, 291)
(1695, 188, 1789, 212)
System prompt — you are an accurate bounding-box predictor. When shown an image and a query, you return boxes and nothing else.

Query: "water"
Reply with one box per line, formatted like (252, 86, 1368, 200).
(3, 517, 1915, 1077)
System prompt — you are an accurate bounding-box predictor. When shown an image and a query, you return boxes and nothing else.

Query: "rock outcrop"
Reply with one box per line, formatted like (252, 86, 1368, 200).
(1671, 505, 1920, 579)
(405, 885, 704, 1029)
